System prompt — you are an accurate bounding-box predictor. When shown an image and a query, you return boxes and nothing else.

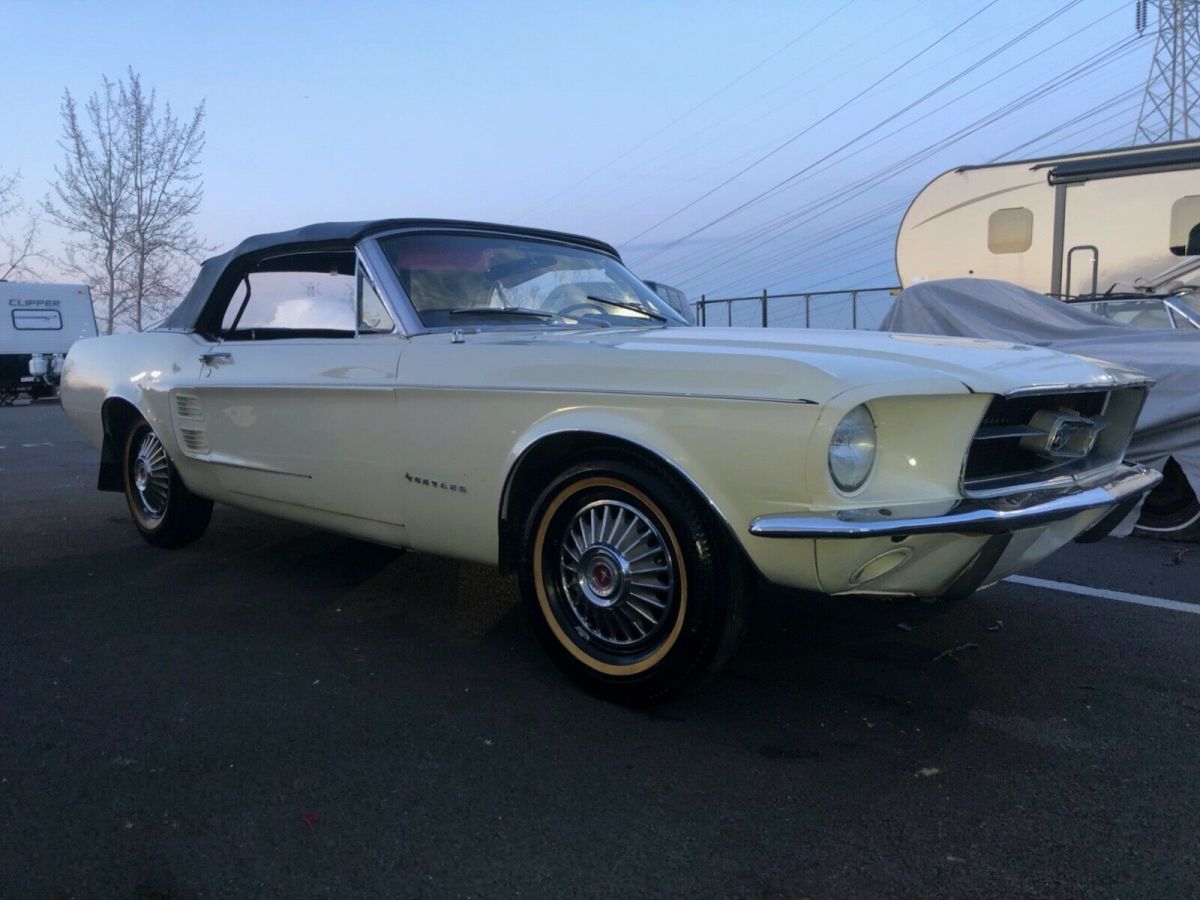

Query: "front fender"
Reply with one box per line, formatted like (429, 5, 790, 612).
(501, 398, 824, 584)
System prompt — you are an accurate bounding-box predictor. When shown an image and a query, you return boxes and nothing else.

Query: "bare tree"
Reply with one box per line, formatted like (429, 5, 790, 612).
(45, 77, 132, 334)
(120, 71, 207, 330)
(0, 169, 41, 281)
(45, 69, 207, 333)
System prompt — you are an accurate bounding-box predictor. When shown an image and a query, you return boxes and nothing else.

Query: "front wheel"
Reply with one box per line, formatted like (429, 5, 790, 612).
(123, 419, 213, 548)
(518, 458, 747, 704)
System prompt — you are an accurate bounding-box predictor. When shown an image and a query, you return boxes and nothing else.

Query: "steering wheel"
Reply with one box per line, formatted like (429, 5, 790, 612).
(558, 302, 608, 318)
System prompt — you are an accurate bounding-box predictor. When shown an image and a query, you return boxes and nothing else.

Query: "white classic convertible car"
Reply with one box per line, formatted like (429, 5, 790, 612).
(62, 220, 1160, 702)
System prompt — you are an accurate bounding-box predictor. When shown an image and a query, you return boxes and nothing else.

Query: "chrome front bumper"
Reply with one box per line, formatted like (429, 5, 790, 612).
(749, 464, 1161, 541)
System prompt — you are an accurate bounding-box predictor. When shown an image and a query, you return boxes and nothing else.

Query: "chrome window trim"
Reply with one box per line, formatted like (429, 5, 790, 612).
(357, 240, 421, 337)
(1164, 297, 1200, 329)
(366, 224, 624, 261)
(353, 248, 403, 337)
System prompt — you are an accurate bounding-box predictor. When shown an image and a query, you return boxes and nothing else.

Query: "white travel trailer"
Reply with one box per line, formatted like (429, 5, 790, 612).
(0, 282, 98, 402)
(896, 140, 1200, 297)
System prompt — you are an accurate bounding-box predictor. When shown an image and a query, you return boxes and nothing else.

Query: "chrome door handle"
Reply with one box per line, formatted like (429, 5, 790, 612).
(200, 352, 232, 365)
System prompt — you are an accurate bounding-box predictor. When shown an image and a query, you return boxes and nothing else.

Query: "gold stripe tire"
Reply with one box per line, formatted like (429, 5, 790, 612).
(518, 455, 748, 704)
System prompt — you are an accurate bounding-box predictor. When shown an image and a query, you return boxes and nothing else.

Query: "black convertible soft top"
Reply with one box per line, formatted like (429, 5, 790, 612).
(159, 218, 622, 333)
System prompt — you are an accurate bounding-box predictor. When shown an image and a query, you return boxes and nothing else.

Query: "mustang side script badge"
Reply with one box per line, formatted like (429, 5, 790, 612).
(1020, 410, 1109, 461)
(405, 472, 467, 494)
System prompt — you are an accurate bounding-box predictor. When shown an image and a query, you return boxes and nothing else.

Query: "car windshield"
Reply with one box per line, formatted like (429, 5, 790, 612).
(377, 233, 687, 329)
(1082, 299, 1174, 330)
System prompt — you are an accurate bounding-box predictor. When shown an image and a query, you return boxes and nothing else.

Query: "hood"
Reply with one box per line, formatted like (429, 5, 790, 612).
(458, 326, 1146, 405)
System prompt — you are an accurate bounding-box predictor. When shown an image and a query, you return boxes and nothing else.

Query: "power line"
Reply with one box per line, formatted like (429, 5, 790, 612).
(629, 0, 1098, 270)
(517, 0, 858, 219)
(619, 0, 1006, 252)
(705, 74, 1143, 295)
(695, 83, 1140, 297)
(990, 90, 1142, 160)
(647, 1, 1130, 283)
(549, 0, 970, 228)
(666, 34, 1146, 292)
(703, 80, 1140, 294)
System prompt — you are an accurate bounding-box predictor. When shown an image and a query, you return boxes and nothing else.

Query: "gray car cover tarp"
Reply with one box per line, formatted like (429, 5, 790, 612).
(880, 278, 1200, 536)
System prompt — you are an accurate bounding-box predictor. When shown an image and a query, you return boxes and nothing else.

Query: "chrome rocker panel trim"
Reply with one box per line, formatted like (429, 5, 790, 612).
(748, 464, 1161, 539)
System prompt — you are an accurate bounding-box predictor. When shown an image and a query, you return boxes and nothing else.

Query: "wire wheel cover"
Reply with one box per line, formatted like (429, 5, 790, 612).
(131, 430, 170, 522)
(557, 499, 676, 651)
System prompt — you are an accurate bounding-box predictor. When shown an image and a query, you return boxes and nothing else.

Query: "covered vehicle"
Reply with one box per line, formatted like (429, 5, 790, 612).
(881, 278, 1199, 541)
(61, 221, 1159, 702)
(642, 280, 695, 324)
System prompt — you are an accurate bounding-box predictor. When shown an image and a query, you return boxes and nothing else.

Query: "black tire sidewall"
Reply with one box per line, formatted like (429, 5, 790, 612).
(1134, 458, 1200, 542)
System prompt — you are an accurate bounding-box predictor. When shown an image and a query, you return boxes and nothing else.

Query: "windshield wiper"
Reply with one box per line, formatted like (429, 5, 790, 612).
(584, 296, 667, 322)
(449, 306, 559, 321)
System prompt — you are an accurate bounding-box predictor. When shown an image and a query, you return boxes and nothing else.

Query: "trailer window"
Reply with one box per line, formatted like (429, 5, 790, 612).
(12, 309, 63, 330)
(1169, 196, 1200, 256)
(988, 207, 1033, 254)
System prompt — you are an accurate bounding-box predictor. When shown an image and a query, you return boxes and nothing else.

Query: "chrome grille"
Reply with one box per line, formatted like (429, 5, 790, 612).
(964, 390, 1110, 491)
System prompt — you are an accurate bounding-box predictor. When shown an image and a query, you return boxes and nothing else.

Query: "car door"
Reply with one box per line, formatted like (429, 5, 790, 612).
(182, 253, 406, 529)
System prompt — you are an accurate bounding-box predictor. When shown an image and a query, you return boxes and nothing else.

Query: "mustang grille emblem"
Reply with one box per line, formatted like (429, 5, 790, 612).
(1019, 410, 1108, 461)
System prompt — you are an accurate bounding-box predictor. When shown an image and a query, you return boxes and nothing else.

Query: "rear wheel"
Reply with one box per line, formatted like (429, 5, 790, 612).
(518, 458, 747, 704)
(1134, 458, 1200, 543)
(123, 419, 213, 548)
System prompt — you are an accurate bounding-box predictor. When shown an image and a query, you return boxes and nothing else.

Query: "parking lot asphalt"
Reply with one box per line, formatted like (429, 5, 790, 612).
(3, 401, 1199, 899)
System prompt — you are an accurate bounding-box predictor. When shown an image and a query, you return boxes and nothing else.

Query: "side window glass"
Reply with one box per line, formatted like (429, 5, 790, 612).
(1169, 195, 1200, 256)
(222, 268, 356, 334)
(358, 267, 395, 333)
(988, 207, 1033, 254)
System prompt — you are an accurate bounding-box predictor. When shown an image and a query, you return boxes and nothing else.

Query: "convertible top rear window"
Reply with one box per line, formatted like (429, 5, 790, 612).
(379, 233, 684, 329)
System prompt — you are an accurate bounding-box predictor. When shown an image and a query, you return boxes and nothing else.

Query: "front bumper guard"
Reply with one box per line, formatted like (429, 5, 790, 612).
(748, 464, 1161, 541)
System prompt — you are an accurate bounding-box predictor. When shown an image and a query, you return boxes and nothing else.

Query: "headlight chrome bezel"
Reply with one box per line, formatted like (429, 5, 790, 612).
(828, 404, 877, 494)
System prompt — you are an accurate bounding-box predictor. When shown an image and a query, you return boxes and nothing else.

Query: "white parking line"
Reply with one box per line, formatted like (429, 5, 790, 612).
(1005, 575, 1200, 615)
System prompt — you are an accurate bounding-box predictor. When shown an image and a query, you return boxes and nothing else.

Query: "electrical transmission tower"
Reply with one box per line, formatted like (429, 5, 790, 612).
(1133, 0, 1200, 144)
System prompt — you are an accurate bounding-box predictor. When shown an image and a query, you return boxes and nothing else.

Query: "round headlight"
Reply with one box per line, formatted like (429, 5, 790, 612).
(828, 404, 876, 493)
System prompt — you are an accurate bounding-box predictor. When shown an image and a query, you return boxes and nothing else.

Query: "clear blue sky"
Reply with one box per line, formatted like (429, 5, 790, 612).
(3, 0, 1146, 313)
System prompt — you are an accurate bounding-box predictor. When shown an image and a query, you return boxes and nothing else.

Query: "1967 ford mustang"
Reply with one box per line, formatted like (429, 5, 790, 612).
(61, 219, 1160, 702)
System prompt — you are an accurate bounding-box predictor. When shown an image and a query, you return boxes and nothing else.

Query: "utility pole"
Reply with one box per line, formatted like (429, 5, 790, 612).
(1133, 0, 1200, 144)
